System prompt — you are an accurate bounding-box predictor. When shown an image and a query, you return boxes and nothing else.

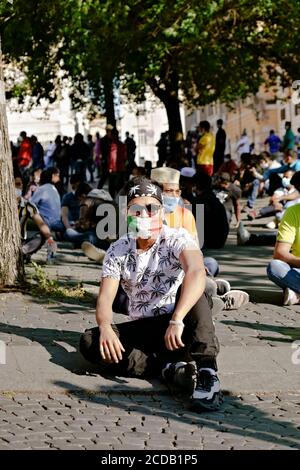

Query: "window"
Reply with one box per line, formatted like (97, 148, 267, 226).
(138, 129, 147, 145)
(295, 105, 300, 116)
(280, 108, 286, 121)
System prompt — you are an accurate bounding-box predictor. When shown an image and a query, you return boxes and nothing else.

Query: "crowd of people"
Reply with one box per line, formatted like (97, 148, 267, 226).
(10, 118, 300, 412)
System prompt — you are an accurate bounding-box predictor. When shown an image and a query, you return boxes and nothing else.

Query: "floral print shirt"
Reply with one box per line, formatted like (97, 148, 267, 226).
(102, 226, 198, 320)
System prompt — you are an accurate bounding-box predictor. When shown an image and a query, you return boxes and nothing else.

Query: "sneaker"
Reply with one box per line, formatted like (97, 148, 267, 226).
(247, 209, 258, 221)
(215, 278, 231, 296)
(220, 290, 249, 310)
(265, 220, 277, 230)
(162, 361, 197, 395)
(81, 242, 106, 263)
(283, 288, 300, 306)
(192, 368, 223, 412)
(237, 222, 250, 245)
(211, 296, 225, 316)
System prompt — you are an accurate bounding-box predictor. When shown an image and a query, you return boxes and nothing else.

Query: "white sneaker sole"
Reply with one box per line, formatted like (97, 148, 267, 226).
(81, 242, 106, 263)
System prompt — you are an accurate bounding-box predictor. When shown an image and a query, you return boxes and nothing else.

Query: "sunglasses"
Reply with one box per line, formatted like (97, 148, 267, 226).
(127, 204, 162, 216)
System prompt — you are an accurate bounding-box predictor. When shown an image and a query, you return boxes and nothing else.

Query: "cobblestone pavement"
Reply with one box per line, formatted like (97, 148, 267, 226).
(0, 202, 300, 450)
(0, 391, 299, 450)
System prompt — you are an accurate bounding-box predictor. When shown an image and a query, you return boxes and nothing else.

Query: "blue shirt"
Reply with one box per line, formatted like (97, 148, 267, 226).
(265, 134, 281, 154)
(264, 160, 300, 180)
(31, 183, 61, 226)
(61, 192, 80, 222)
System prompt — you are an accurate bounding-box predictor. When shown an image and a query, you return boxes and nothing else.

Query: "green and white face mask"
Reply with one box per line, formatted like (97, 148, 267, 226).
(127, 215, 152, 239)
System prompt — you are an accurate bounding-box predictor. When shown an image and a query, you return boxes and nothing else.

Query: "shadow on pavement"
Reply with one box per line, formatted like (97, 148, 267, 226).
(222, 320, 300, 344)
(53, 380, 300, 449)
(0, 322, 95, 375)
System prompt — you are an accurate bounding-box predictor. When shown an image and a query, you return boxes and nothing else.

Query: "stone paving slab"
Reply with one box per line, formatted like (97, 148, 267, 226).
(0, 392, 299, 450)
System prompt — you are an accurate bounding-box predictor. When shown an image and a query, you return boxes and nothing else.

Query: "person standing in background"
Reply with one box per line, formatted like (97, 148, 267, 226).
(94, 132, 101, 178)
(196, 121, 215, 176)
(282, 122, 295, 153)
(264, 130, 281, 159)
(213, 119, 226, 173)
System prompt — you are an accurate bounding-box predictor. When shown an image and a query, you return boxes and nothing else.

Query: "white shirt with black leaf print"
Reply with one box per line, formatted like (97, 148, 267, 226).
(102, 226, 199, 320)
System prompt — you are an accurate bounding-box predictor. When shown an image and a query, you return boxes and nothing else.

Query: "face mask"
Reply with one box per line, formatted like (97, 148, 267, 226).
(282, 177, 291, 188)
(15, 188, 22, 198)
(127, 216, 152, 239)
(163, 195, 180, 213)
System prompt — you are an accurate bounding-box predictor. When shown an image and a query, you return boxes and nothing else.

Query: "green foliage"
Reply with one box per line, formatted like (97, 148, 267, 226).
(2, 0, 300, 124)
(28, 262, 95, 305)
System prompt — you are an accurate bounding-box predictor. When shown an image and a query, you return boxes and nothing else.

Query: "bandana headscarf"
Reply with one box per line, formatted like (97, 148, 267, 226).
(127, 181, 163, 204)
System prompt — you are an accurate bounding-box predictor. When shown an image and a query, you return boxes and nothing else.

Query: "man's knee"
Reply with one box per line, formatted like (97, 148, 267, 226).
(204, 257, 219, 277)
(267, 259, 289, 280)
(190, 291, 212, 317)
(79, 328, 97, 362)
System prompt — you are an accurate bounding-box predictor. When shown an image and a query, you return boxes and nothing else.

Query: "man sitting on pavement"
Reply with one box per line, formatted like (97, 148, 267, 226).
(15, 173, 56, 262)
(213, 172, 241, 227)
(61, 174, 82, 232)
(80, 176, 222, 411)
(238, 172, 300, 248)
(267, 201, 300, 306)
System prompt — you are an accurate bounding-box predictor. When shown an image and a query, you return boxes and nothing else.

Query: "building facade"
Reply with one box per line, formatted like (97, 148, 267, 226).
(185, 87, 300, 158)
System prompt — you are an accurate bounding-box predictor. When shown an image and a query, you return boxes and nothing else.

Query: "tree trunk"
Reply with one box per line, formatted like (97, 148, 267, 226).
(148, 75, 184, 164)
(103, 77, 116, 128)
(0, 36, 23, 286)
(163, 94, 184, 163)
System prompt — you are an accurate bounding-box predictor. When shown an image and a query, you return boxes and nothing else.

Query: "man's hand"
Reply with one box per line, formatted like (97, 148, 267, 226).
(269, 195, 279, 204)
(99, 325, 125, 363)
(164, 324, 185, 351)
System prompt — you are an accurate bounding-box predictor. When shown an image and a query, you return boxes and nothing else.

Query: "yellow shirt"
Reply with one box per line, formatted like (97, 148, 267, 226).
(164, 206, 198, 243)
(277, 203, 300, 257)
(197, 132, 215, 166)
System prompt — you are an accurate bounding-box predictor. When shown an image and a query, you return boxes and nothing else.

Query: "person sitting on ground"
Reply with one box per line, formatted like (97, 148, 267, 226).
(247, 170, 300, 229)
(267, 202, 300, 306)
(61, 174, 82, 231)
(256, 151, 281, 197)
(15, 174, 56, 263)
(80, 176, 223, 411)
(213, 172, 241, 227)
(24, 168, 42, 200)
(263, 150, 300, 196)
(216, 154, 239, 181)
(179, 167, 196, 202)
(238, 153, 262, 210)
(79, 189, 117, 262)
(237, 172, 300, 247)
(192, 171, 229, 249)
(30, 168, 63, 232)
(151, 167, 198, 241)
(63, 182, 92, 245)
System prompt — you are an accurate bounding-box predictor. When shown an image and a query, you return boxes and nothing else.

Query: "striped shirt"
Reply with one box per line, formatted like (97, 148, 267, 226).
(18, 197, 39, 240)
